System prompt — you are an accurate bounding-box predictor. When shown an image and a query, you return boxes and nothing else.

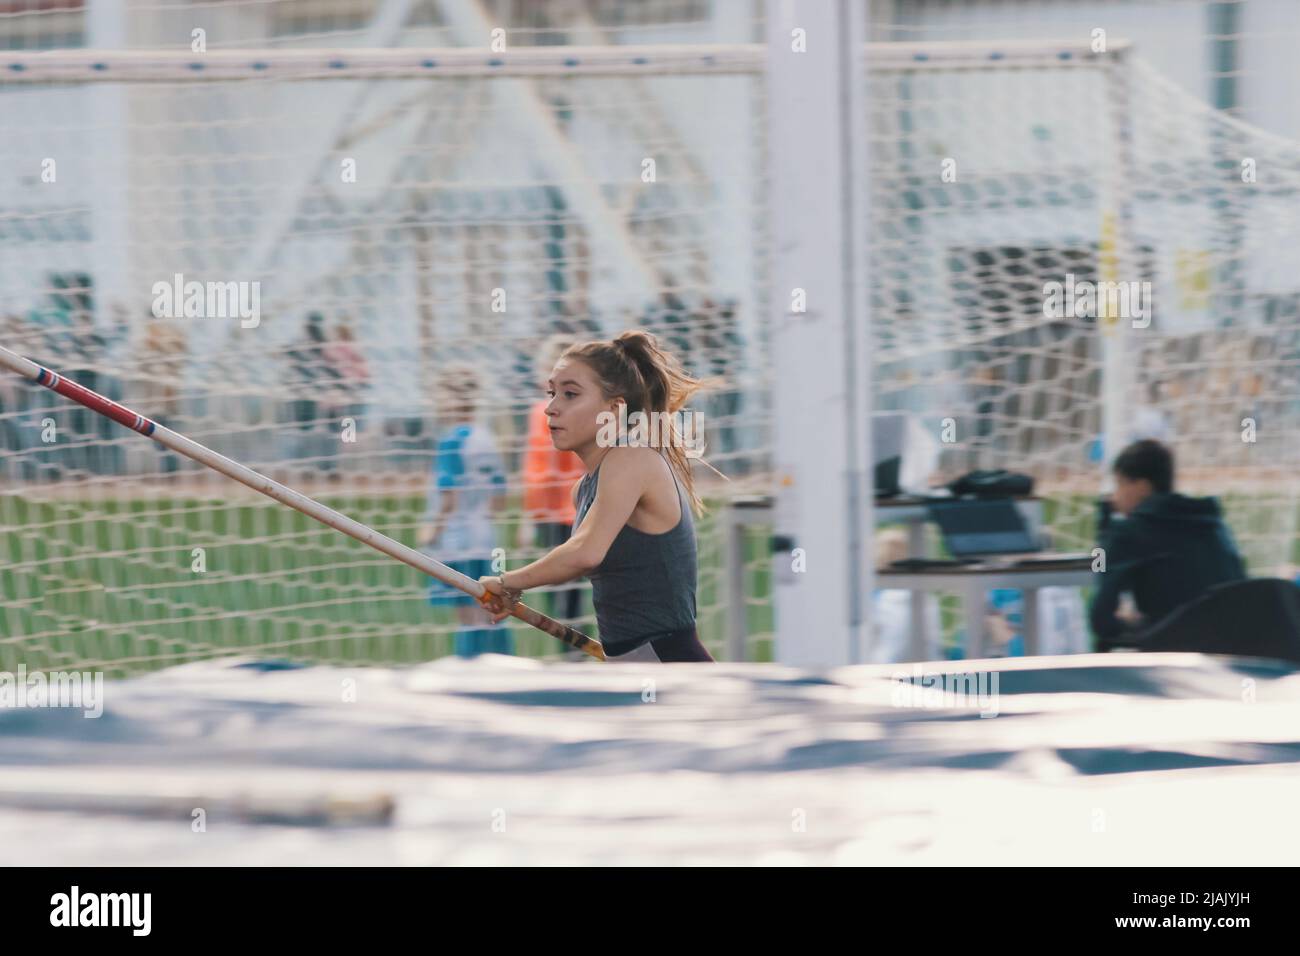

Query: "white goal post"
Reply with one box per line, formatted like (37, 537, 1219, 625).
(3, 34, 1299, 671)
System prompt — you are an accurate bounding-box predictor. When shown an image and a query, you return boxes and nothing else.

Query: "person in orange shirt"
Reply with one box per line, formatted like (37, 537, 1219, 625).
(519, 335, 587, 637)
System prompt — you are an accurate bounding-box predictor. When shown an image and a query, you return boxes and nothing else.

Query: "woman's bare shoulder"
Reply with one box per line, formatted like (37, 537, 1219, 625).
(601, 446, 675, 494)
(602, 444, 668, 473)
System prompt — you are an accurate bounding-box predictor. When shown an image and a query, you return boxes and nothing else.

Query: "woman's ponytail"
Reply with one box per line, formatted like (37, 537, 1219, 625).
(564, 330, 720, 516)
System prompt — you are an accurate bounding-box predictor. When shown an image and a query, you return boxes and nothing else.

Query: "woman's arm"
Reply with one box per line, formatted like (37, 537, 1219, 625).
(499, 449, 644, 590)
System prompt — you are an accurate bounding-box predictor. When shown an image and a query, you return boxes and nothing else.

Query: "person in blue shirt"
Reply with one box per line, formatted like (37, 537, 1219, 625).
(419, 365, 511, 657)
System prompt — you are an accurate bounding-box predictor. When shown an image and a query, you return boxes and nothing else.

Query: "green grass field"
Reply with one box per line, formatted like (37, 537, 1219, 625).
(4, 490, 1292, 676)
(1, 492, 776, 676)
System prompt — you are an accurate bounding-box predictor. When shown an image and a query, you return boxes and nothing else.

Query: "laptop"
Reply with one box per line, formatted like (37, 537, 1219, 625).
(924, 498, 1094, 566)
(926, 499, 1039, 557)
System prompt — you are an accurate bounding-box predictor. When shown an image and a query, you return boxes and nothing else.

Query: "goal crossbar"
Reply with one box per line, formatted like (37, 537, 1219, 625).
(0, 39, 1132, 83)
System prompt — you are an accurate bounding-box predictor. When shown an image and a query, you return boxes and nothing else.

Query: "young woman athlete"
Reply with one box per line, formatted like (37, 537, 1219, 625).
(478, 330, 716, 662)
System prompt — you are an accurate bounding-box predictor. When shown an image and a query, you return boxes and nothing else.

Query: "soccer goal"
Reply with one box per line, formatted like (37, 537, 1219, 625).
(0, 45, 773, 674)
(866, 37, 1300, 578)
(3, 36, 1299, 671)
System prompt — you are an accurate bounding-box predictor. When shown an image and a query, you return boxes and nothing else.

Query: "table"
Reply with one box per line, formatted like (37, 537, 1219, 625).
(875, 560, 1096, 659)
(722, 494, 1057, 661)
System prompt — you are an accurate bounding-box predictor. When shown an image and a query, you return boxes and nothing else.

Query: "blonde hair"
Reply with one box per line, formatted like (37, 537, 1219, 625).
(562, 329, 718, 517)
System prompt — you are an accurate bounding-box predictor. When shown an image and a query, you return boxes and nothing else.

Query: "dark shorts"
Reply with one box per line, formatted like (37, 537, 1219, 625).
(606, 626, 715, 663)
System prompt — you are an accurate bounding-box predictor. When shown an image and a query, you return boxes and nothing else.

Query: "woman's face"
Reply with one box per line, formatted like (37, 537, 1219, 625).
(544, 358, 617, 452)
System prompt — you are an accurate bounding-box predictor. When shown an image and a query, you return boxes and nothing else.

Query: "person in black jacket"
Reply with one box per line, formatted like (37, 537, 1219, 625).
(1090, 439, 1247, 645)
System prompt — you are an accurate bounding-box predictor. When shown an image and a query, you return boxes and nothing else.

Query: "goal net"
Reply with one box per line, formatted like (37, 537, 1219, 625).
(869, 39, 1300, 582)
(3, 32, 1299, 672)
(0, 46, 770, 674)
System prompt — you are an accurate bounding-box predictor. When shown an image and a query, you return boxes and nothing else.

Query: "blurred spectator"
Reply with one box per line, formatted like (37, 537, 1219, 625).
(287, 312, 339, 475)
(637, 288, 744, 472)
(61, 303, 124, 476)
(323, 320, 370, 433)
(138, 315, 187, 475)
(420, 364, 512, 658)
(1091, 439, 1247, 645)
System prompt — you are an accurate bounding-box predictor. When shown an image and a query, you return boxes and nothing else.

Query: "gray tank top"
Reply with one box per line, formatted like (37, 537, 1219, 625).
(573, 452, 698, 652)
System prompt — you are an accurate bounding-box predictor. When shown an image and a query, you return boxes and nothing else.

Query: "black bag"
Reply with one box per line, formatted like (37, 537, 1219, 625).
(946, 469, 1034, 499)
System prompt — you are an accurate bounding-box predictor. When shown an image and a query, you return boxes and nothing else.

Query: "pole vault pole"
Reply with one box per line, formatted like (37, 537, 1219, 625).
(0, 344, 606, 661)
